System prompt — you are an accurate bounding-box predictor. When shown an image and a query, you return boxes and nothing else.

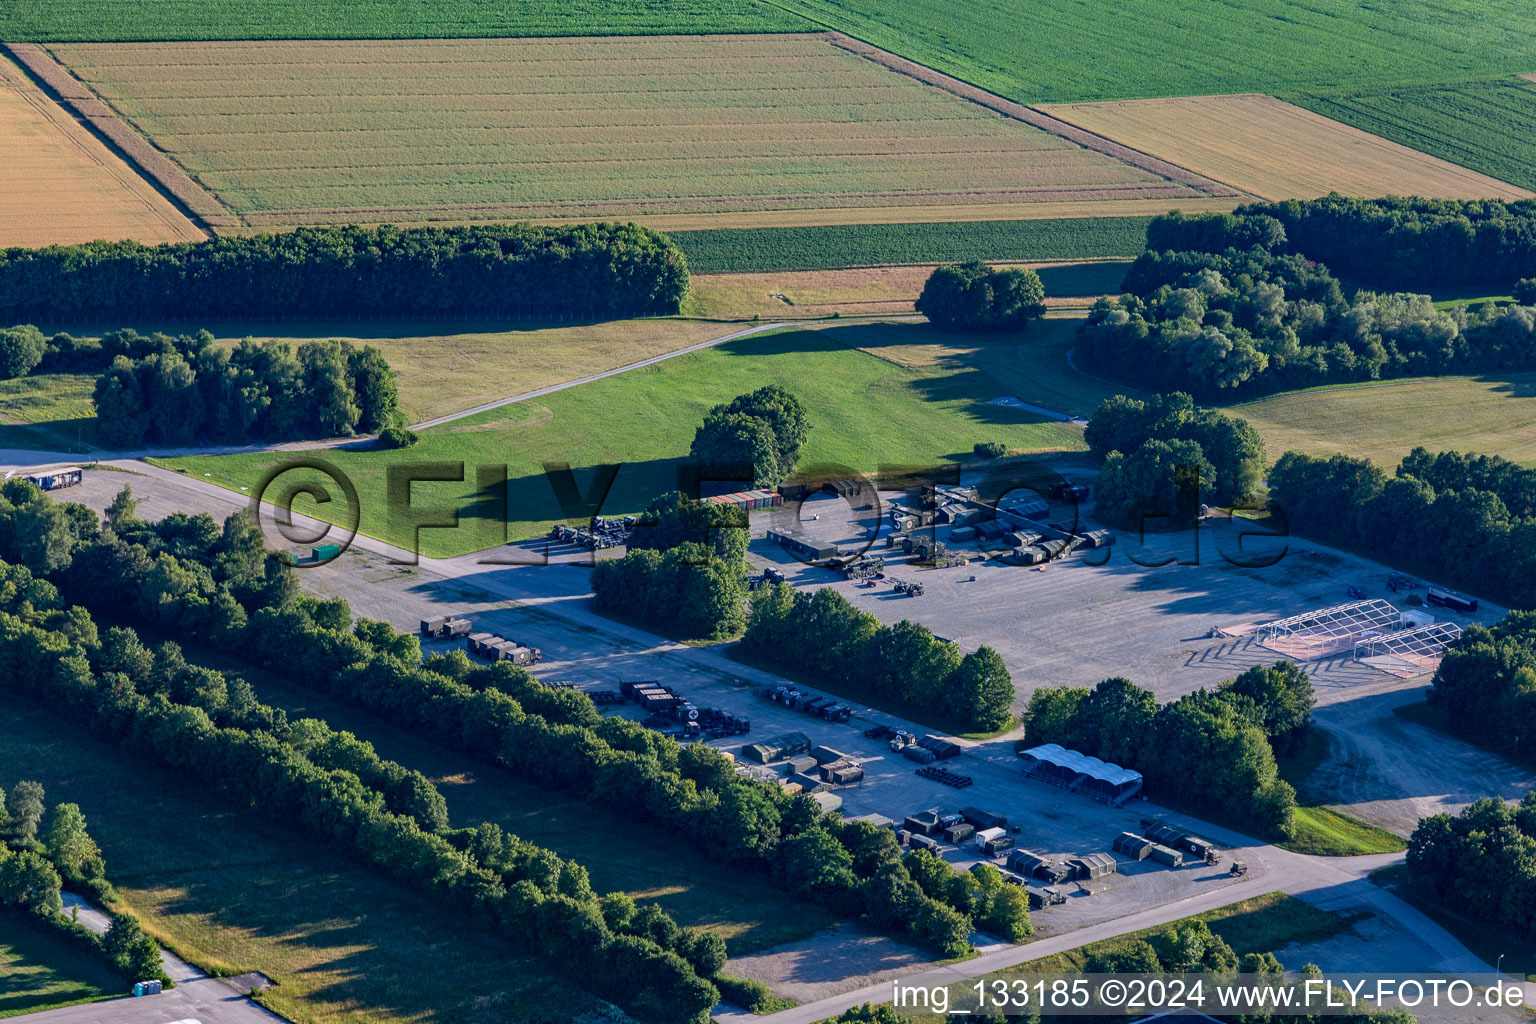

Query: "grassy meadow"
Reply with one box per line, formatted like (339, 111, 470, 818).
(154, 323, 1087, 555)
(0, 913, 120, 1019)
(1234, 373, 1536, 468)
(49, 36, 1207, 230)
(1297, 78, 1536, 193)
(0, 703, 594, 1024)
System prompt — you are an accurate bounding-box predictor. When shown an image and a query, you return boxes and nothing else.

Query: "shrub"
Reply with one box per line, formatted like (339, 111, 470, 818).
(377, 425, 419, 449)
(973, 441, 1007, 458)
(714, 974, 782, 1012)
(0, 324, 46, 380)
(1515, 278, 1536, 305)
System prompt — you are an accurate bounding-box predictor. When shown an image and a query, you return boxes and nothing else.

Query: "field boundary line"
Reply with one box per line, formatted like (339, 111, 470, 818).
(0, 54, 203, 244)
(408, 320, 792, 431)
(819, 32, 1251, 202)
(3, 42, 241, 233)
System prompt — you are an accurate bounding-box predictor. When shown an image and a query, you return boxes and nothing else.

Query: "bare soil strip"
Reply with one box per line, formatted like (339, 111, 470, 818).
(4, 42, 239, 231)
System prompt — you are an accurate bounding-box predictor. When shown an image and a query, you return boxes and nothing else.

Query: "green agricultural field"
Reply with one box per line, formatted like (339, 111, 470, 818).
(0, 913, 120, 1019)
(1296, 78, 1536, 192)
(775, 0, 1536, 102)
(671, 217, 1152, 273)
(0, 704, 592, 1024)
(0, 0, 804, 41)
(48, 35, 1209, 231)
(155, 324, 1087, 556)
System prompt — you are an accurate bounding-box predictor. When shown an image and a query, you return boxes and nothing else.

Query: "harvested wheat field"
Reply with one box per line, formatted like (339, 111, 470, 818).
(0, 56, 201, 247)
(44, 34, 1237, 230)
(1037, 93, 1531, 202)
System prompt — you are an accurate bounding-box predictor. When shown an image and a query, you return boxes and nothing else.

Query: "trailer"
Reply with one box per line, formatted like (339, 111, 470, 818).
(420, 616, 448, 636)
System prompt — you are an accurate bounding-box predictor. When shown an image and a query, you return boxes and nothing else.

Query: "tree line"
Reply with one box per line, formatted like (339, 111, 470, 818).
(0, 223, 690, 321)
(1079, 242, 1536, 398)
(1408, 791, 1536, 939)
(1084, 392, 1266, 528)
(1429, 612, 1536, 762)
(91, 331, 398, 446)
(742, 585, 1016, 733)
(1024, 664, 1314, 836)
(0, 770, 168, 988)
(0, 477, 1029, 964)
(1152, 197, 1536, 290)
(0, 548, 721, 1023)
(1267, 448, 1536, 608)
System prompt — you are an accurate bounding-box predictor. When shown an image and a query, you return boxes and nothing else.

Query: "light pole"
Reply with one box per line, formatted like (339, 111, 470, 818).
(1494, 953, 1504, 978)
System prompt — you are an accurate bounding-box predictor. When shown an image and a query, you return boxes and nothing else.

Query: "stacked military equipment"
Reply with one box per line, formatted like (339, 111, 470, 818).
(420, 616, 473, 638)
(763, 685, 853, 723)
(548, 514, 636, 550)
(838, 555, 885, 580)
(916, 764, 972, 788)
(467, 632, 542, 665)
(626, 680, 749, 738)
(892, 579, 925, 597)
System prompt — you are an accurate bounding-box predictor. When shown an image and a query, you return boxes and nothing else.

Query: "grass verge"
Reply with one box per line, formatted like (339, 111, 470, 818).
(1276, 731, 1407, 856)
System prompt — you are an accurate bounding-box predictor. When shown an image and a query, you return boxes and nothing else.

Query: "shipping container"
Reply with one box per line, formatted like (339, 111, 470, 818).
(960, 807, 1008, 830)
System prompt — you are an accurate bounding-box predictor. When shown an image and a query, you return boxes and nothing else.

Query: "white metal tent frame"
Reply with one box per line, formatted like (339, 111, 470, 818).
(1353, 622, 1463, 677)
(1256, 599, 1402, 641)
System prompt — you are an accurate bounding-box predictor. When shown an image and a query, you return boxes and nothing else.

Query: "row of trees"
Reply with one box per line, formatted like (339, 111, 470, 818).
(1079, 244, 1536, 397)
(0, 223, 691, 320)
(1428, 612, 1536, 761)
(742, 585, 1016, 732)
(689, 385, 810, 489)
(1085, 392, 1266, 528)
(1408, 792, 1536, 938)
(1266, 448, 1536, 608)
(1151, 198, 1536, 290)
(1, 478, 1027, 961)
(591, 541, 747, 640)
(915, 262, 1046, 331)
(0, 554, 720, 1023)
(1024, 664, 1314, 836)
(94, 333, 398, 446)
(0, 774, 167, 987)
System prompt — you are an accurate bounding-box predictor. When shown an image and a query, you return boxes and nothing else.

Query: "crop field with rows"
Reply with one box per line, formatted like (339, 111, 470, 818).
(775, 0, 1536, 103)
(1037, 94, 1531, 202)
(45, 35, 1232, 231)
(1296, 79, 1536, 193)
(0, 0, 805, 42)
(671, 216, 1152, 273)
(0, 55, 202, 247)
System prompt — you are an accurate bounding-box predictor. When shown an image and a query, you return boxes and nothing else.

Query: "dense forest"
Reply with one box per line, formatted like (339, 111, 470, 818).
(1023, 664, 1313, 836)
(1084, 392, 1266, 527)
(1429, 612, 1536, 761)
(1152, 197, 1536, 290)
(0, 223, 690, 320)
(1408, 792, 1536, 938)
(1079, 244, 1536, 398)
(1267, 447, 1536, 608)
(89, 330, 397, 446)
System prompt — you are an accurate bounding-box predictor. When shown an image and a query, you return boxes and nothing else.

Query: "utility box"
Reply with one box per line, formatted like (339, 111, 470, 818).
(312, 543, 341, 561)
